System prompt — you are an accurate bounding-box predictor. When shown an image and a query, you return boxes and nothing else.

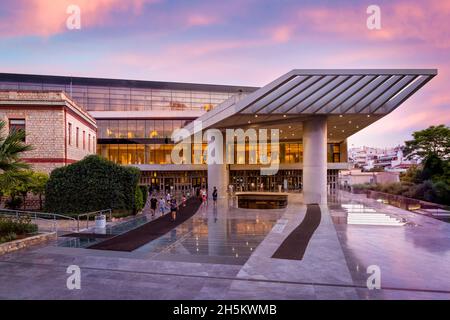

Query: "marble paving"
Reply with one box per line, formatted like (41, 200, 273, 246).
(1, 192, 449, 299)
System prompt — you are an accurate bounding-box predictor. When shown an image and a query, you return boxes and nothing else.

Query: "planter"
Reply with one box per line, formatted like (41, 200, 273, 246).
(95, 214, 106, 229)
(0, 232, 57, 256)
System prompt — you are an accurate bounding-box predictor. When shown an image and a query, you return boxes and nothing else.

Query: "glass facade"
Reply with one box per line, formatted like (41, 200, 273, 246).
(97, 119, 193, 139)
(0, 81, 238, 112)
(97, 142, 341, 165)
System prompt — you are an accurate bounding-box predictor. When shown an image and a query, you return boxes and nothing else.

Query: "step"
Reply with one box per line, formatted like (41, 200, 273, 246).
(348, 221, 405, 226)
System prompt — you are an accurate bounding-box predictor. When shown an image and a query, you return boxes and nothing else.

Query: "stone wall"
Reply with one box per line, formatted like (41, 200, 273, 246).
(0, 107, 65, 160)
(0, 232, 57, 256)
(66, 111, 97, 161)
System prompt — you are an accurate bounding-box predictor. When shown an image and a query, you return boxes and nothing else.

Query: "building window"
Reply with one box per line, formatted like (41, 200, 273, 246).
(76, 127, 79, 148)
(88, 134, 91, 151)
(83, 131, 86, 150)
(68, 123, 72, 145)
(9, 119, 26, 141)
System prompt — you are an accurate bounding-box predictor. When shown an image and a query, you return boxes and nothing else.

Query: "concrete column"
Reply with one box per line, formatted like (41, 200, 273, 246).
(207, 131, 229, 199)
(208, 163, 228, 199)
(303, 116, 327, 204)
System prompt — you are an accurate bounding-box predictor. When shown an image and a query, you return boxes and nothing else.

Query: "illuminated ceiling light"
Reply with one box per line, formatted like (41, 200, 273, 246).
(291, 133, 294, 136)
(342, 129, 345, 133)
(356, 125, 359, 129)
(255, 114, 258, 118)
(339, 114, 343, 118)
(348, 120, 352, 124)
(333, 126, 337, 129)
(330, 133, 333, 136)
(283, 114, 287, 118)
(248, 120, 251, 124)
(284, 136, 287, 139)
(288, 125, 292, 129)
(280, 129, 283, 133)
(367, 115, 371, 118)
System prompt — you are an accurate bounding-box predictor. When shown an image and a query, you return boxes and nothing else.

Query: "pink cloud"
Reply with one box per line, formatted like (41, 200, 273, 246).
(0, 0, 154, 37)
(270, 25, 294, 43)
(185, 14, 221, 27)
(266, 0, 450, 48)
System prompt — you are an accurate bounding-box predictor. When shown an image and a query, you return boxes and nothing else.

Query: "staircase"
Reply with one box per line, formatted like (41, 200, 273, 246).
(342, 204, 405, 226)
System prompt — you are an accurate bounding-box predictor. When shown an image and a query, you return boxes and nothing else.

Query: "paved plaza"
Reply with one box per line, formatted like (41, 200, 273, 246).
(0, 193, 449, 300)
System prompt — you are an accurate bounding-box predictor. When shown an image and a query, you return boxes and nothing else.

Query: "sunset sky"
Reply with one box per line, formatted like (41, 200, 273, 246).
(0, 0, 449, 148)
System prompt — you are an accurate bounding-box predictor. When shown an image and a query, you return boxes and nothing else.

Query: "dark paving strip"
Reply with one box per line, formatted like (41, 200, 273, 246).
(87, 198, 202, 252)
(61, 233, 113, 239)
(272, 204, 321, 260)
(1, 260, 449, 295)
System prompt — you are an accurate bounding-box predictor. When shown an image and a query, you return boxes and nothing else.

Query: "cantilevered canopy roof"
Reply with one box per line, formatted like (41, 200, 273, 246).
(180, 69, 436, 142)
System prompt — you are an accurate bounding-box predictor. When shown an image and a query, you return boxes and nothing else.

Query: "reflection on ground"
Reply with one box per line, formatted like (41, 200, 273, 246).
(135, 199, 285, 264)
(330, 191, 450, 299)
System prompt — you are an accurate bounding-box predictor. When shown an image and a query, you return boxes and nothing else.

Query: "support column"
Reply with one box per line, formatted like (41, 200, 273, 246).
(207, 131, 229, 199)
(303, 116, 327, 204)
(208, 163, 228, 199)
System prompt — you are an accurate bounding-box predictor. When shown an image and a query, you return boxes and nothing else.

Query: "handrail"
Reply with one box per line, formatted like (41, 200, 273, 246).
(0, 209, 76, 232)
(0, 208, 76, 221)
(76, 209, 112, 232)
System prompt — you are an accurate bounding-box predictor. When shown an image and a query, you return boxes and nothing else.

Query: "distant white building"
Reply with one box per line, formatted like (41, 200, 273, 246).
(349, 145, 417, 173)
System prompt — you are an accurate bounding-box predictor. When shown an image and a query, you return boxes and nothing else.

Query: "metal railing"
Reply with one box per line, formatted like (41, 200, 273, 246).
(0, 208, 77, 232)
(76, 209, 112, 232)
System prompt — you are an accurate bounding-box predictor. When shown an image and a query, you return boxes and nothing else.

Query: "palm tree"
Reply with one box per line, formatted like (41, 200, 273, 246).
(0, 120, 33, 189)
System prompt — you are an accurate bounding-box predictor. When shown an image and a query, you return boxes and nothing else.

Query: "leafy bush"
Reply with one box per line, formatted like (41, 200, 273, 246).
(0, 216, 37, 238)
(4, 196, 23, 209)
(134, 185, 144, 213)
(0, 232, 17, 244)
(352, 183, 375, 191)
(139, 185, 148, 206)
(45, 155, 141, 216)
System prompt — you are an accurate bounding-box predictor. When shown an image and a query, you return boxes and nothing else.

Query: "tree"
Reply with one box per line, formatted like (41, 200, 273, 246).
(29, 172, 49, 210)
(0, 120, 33, 204)
(404, 125, 450, 161)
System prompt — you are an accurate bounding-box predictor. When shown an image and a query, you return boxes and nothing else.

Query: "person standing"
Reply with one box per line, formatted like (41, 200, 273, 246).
(212, 186, 218, 207)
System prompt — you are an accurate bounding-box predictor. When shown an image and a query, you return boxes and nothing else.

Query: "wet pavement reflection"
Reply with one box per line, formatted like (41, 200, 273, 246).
(134, 198, 285, 263)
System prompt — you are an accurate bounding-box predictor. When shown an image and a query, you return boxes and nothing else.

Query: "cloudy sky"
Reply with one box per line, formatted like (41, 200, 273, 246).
(0, 0, 449, 148)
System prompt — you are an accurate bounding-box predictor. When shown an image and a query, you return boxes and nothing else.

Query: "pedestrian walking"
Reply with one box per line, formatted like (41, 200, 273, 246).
(159, 197, 166, 215)
(170, 198, 178, 221)
(182, 193, 187, 207)
(150, 196, 158, 216)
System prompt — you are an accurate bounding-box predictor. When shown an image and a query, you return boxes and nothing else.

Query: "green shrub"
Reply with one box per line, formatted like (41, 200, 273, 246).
(0, 216, 37, 237)
(45, 155, 141, 216)
(4, 196, 23, 209)
(134, 185, 144, 213)
(0, 232, 17, 244)
(139, 185, 148, 206)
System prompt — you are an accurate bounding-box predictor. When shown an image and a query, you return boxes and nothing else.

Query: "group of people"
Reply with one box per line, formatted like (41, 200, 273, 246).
(148, 191, 188, 222)
(194, 186, 218, 206)
(148, 186, 219, 221)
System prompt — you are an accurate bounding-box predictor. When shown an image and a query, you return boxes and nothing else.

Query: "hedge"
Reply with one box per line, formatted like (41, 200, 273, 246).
(139, 185, 148, 206)
(45, 155, 141, 215)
